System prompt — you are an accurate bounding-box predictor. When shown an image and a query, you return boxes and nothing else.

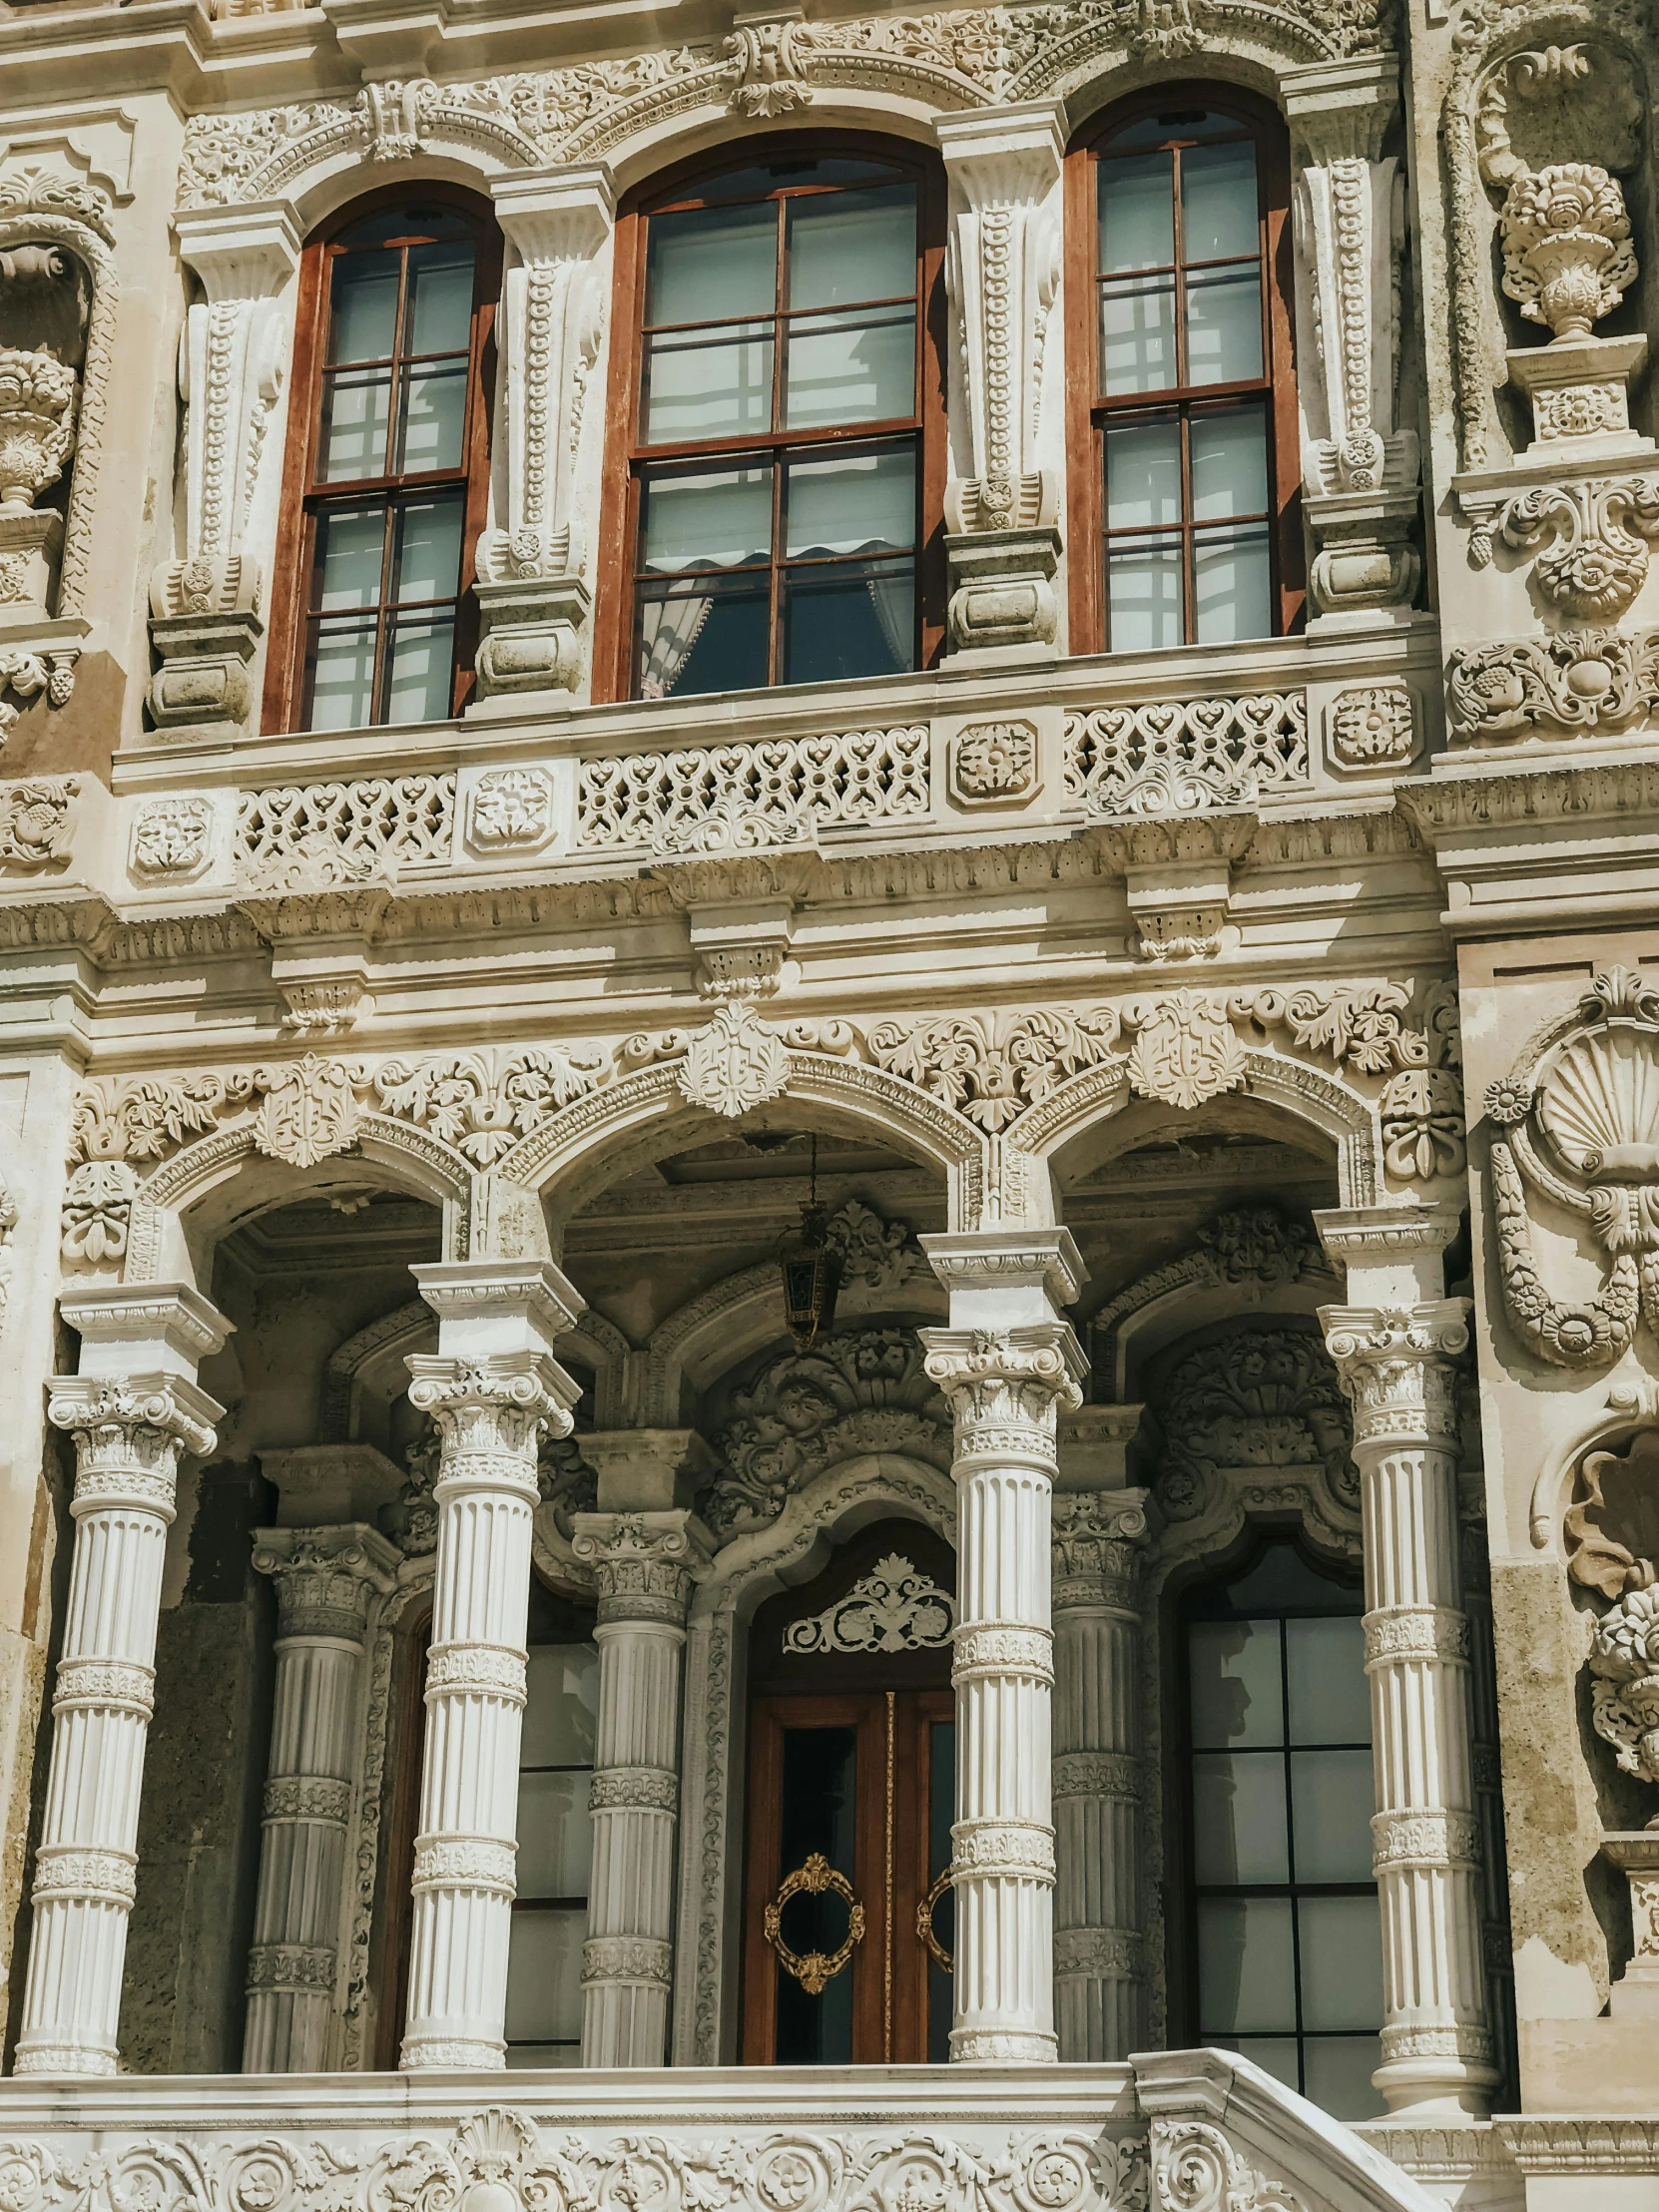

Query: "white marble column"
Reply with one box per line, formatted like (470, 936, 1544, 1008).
(1318, 1205, 1496, 2116)
(16, 1284, 230, 2077)
(572, 1493, 709, 2066)
(1050, 1478, 1150, 2061)
(922, 1230, 1086, 2062)
(398, 1260, 584, 2072)
(243, 1523, 399, 2073)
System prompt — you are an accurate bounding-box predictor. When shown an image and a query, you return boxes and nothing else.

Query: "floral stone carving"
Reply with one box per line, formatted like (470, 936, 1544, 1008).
(949, 720, 1039, 805)
(1486, 966, 1659, 1368)
(0, 343, 77, 507)
(468, 767, 555, 851)
(1329, 684, 1416, 768)
(782, 1553, 955, 1654)
(1447, 628, 1659, 745)
(678, 1002, 791, 1118)
(131, 797, 214, 879)
(1469, 478, 1659, 626)
(1152, 1324, 1358, 1524)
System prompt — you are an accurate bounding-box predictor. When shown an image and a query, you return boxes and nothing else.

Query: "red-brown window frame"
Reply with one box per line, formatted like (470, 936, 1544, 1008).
(1063, 85, 1304, 656)
(262, 183, 501, 738)
(592, 132, 949, 705)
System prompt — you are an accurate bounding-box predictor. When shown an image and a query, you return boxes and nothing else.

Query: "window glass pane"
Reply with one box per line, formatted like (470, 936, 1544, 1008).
(641, 466, 772, 572)
(313, 506, 385, 610)
(786, 447, 914, 556)
(637, 575, 770, 699)
(1298, 1893, 1382, 2031)
(783, 560, 913, 685)
(788, 185, 915, 308)
(504, 1910, 585, 2042)
(1186, 265, 1263, 384)
(1197, 1895, 1296, 2031)
(1101, 275, 1176, 395)
(1303, 2035, 1382, 2120)
(1099, 151, 1175, 272)
(383, 615, 455, 725)
(522, 1645, 599, 1768)
(406, 241, 474, 354)
(1286, 1618, 1370, 1747)
(319, 367, 391, 482)
(505, 2042, 585, 2070)
(391, 495, 464, 603)
(516, 1768, 593, 1899)
(1194, 523, 1271, 643)
(1181, 140, 1259, 263)
(1192, 1750, 1290, 1885)
(1189, 1618, 1283, 1749)
(1191, 405, 1268, 519)
(1105, 417, 1180, 530)
(1219, 2036, 1301, 2094)
(399, 362, 468, 473)
(785, 306, 913, 429)
(644, 325, 774, 444)
(307, 619, 376, 732)
(1106, 535, 1182, 653)
(646, 203, 778, 326)
(328, 257, 399, 365)
(1289, 1749, 1377, 1883)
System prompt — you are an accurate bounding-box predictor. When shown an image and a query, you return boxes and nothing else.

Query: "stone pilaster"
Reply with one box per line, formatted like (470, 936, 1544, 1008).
(1319, 1204, 1497, 2116)
(1050, 1483, 1150, 2062)
(921, 1229, 1086, 2062)
(398, 1260, 583, 2072)
(16, 1285, 230, 2077)
(242, 1523, 399, 2073)
(571, 1502, 710, 2065)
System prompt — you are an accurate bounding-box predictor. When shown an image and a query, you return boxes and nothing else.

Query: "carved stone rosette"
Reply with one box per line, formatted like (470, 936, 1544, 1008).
(16, 1287, 229, 2078)
(398, 1260, 583, 2071)
(243, 1524, 400, 2072)
(922, 1310, 1084, 2062)
(571, 1506, 709, 2064)
(1320, 1291, 1496, 2114)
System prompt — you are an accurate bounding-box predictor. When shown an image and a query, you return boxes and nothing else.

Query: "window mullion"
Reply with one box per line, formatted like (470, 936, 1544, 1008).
(371, 500, 395, 724)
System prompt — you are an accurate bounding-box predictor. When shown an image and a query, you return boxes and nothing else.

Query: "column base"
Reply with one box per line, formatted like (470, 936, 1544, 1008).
(13, 2037, 118, 2076)
(1375, 2053, 1499, 2115)
(949, 2026, 1059, 2063)
(399, 2032, 506, 2070)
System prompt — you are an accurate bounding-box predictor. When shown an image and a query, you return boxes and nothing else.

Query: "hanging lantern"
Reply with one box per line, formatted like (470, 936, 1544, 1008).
(778, 1138, 841, 1350)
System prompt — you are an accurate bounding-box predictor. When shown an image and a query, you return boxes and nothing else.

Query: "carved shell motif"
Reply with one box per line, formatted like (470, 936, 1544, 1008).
(1538, 1024, 1659, 1182)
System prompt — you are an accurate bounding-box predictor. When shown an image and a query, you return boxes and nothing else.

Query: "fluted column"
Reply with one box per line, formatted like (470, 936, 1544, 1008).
(398, 1260, 584, 2072)
(1319, 1204, 1496, 2117)
(16, 1285, 230, 2077)
(1051, 1482, 1150, 2061)
(572, 1504, 710, 2064)
(922, 1230, 1086, 2063)
(243, 1524, 399, 2072)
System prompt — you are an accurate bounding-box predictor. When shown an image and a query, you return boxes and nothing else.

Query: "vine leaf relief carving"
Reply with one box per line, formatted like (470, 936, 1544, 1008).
(1486, 965, 1659, 1369)
(782, 1553, 956, 1653)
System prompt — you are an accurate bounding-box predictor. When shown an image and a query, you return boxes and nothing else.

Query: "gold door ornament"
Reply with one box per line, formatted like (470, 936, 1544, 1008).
(764, 1852, 866, 1994)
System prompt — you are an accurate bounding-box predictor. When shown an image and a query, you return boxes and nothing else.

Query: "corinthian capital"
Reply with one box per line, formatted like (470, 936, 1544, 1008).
(405, 1351, 578, 1488)
(570, 1508, 711, 1624)
(46, 1374, 224, 1516)
(252, 1523, 400, 1641)
(1319, 1301, 1471, 1450)
(921, 1324, 1085, 1459)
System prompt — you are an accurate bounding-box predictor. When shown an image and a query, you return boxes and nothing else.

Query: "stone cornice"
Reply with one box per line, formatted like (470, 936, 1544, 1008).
(1398, 758, 1659, 841)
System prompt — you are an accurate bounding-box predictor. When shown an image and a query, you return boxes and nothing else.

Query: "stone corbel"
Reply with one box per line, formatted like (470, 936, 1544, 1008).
(936, 103, 1064, 660)
(475, 165, 614, 708)
(1286, 59, 1420, 628)
(153, 204, 300, 742)
(1092, 812, 1255, 964)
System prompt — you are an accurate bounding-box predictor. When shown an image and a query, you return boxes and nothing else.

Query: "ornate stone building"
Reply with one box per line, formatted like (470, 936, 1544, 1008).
(0, 0, 1656, 2201)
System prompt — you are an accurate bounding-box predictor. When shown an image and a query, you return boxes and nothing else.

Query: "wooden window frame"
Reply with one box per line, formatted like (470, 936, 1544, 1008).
(262, 182, 500, 738)
(1063, 84, 1304, 656)
(593, 132, 949, 705)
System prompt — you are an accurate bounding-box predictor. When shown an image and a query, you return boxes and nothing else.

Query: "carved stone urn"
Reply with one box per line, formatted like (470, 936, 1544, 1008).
(1500, 164, 1638, 340)
(0, 345, 77, 509)
(1590, 1581, 1659, 1795)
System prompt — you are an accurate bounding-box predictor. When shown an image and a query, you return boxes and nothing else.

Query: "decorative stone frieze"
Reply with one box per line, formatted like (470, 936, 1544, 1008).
(236, 776, 455, 888)
(1319, 1201, 1496, 2115)
(1064, 692, 1309, 817)
(570, 1506, 710, 2064)
(1447, 626, 1659, 745)
(578, 727, 929, 854)
(244, 1524, 400, 2073)
(16, 1285, 230, 2077)
(398, 1260, 585, 2071)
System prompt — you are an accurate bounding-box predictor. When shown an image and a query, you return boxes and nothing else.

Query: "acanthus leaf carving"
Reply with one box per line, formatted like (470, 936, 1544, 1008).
(782, 1552, 956, 1654)
(1469, 477, 1659, 625)
(1152, 1324, 1358, 1525)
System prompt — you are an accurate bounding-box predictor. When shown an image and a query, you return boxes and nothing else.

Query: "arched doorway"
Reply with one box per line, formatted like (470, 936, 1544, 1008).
(740, 1518, 956, 2064)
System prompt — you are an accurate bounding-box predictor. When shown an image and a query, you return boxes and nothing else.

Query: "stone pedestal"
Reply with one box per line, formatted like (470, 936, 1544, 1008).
(922, 1229, 1086, 2062)
(1601, 1833, 1659, 2017)
(243, 1524, 399, 2073)
(397, 1260, 583, 2072)
(15, 1285, 230, 2078)
(944, 528, 1059, 658)
(1319, 1204, 1496, 2116)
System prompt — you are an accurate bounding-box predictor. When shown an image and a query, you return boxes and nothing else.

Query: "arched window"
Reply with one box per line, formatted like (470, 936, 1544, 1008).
(265, 191, 498, 735)
(598, 143, 945, 701)
(1065, 92, 1302, 654)
(1177, 1538, 1382, 2119)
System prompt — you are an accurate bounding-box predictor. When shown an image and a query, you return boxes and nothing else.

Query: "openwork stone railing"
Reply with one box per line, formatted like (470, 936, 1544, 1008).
(1064, 692, 1309, 817)
(0, 2054, 1432, 2212)
(577, 726, 931, 854)
(236, 775, 457, 885)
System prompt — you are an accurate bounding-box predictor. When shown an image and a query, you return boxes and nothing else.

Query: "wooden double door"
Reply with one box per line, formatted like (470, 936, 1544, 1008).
(740, 1523, 957, 2065)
